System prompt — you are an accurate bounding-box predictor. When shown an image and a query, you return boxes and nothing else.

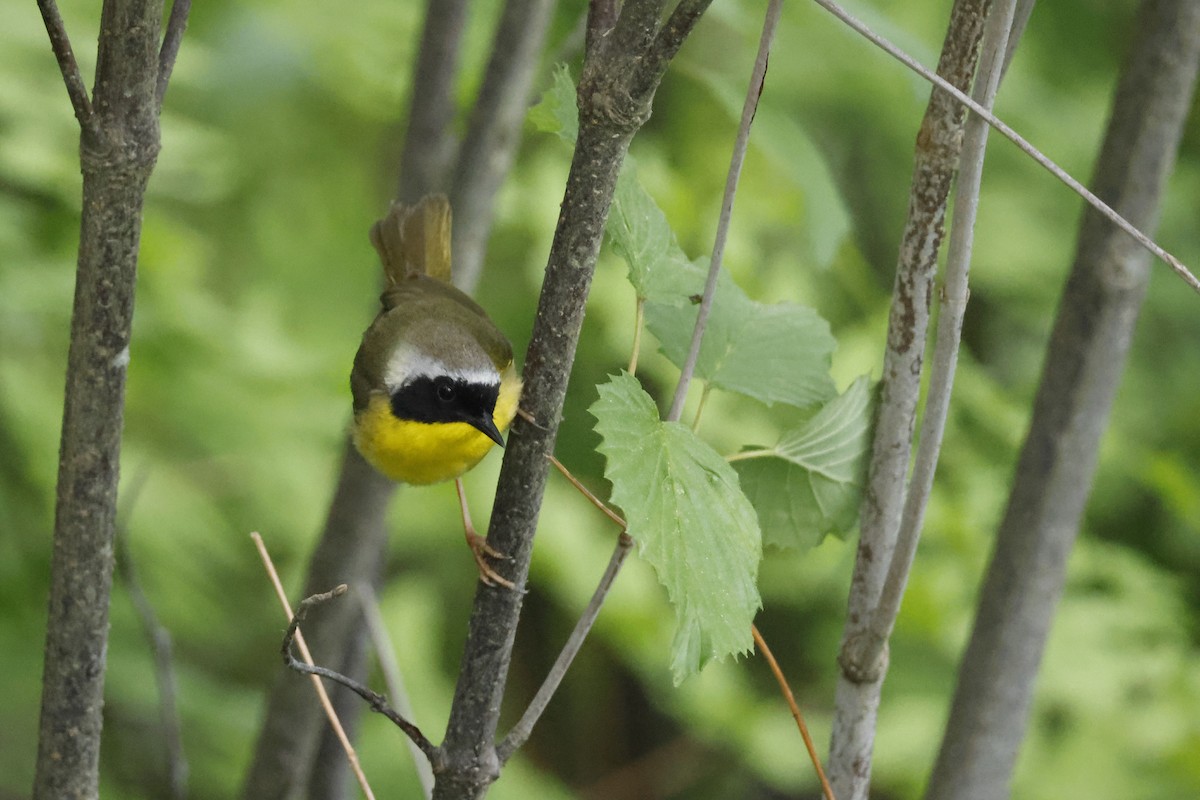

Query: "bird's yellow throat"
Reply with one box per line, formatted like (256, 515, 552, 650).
(353, 365, 521, 486)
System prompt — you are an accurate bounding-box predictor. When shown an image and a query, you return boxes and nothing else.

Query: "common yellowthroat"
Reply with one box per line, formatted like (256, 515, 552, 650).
(350, 194, 521, 586)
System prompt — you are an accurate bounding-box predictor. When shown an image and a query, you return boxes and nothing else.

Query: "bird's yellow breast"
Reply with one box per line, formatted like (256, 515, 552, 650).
(352, 368, 521, 486)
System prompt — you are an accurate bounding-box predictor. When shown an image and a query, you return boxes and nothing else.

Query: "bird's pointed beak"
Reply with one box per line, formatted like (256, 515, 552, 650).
(472, 415, 506, 448)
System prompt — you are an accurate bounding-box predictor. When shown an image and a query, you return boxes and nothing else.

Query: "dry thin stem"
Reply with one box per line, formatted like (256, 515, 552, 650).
(810, 0, 1200, 293)
(546, 454, 626, 528)
(250, 533, 379, 800)
(156, 0, 192, 106)
(666, 0, 782, 422)
(864, 0, 1018, 667)
(751, 624, 836, 800)
(356, 585, 435, 799)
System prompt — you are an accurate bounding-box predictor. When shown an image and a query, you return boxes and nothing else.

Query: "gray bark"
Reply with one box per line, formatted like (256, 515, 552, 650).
(827, 1, 990, 796)
(432, 3, 715, 797)
(33, 0, 167, 797)
(925, 1, 1200, 797)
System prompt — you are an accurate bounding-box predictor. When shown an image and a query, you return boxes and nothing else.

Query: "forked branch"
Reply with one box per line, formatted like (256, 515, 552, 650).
(281, 586, 442, 768)
(35, 0, 96, 135)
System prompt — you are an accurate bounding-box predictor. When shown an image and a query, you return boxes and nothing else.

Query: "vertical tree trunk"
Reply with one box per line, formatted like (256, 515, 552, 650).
(33, 1, 165, 798)
(925, 1, 1200, 797)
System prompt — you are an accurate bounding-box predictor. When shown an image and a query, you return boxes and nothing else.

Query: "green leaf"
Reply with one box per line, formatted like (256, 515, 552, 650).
(592, 372, 762, 683)
(608, 168, 706, 305)
(528, 63, 578, 144)
(735, 376, 875, 549)
(645, 270, 837, 408)
(605, 163, 837, 408)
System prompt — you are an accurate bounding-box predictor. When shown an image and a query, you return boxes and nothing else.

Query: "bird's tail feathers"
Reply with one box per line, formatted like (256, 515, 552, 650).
(369, 194, 453, 284)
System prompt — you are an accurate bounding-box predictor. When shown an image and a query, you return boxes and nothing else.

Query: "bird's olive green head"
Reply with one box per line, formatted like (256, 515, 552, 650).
(351, 276, 514, 446)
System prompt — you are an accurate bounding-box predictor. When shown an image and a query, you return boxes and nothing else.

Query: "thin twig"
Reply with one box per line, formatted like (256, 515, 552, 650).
(810, 0, 1200, 293)
(751, 625, 835, 800)
(35, 0, 97, 135)
(251, 533, 380, 800)
(280, 585, 442, 768)
(865, 0, 1018, 666)
(356, 585, 435, 799)
(498, 529, 634, 761)
(546, 454, 628, 528)
(666, 0, 782, 422)
(156, 0, 193, 107)
(115, 471, 187, 800)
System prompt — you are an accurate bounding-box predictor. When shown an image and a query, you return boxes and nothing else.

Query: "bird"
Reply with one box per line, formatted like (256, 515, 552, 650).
(350, 194, 521, 588)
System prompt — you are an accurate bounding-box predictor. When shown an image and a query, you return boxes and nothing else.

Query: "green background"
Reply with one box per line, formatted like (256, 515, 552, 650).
(2, 0, 1198, 797)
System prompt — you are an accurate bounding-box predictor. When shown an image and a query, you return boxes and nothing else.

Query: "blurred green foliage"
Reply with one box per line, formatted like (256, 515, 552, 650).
(2, 0, 1199, 798)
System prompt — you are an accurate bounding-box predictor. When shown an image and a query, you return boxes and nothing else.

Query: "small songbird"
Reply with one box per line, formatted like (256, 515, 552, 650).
(350, 195, 521, 587)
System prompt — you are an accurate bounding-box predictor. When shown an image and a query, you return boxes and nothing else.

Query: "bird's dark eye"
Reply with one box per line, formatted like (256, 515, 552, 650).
(435, 380, 456, 403)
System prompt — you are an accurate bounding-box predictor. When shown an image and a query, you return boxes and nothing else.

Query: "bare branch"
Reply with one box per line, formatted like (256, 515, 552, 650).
(810, 0, 1200, 293)
(282, 587, 441, 769)
(35, 0, 97, 135)
(497, 455, 632, 761)
(666, 0, 782, 423)
(156, 0, 192, 107)
(1000, 0, 1036, 76)
(604, 0, 668, 64)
